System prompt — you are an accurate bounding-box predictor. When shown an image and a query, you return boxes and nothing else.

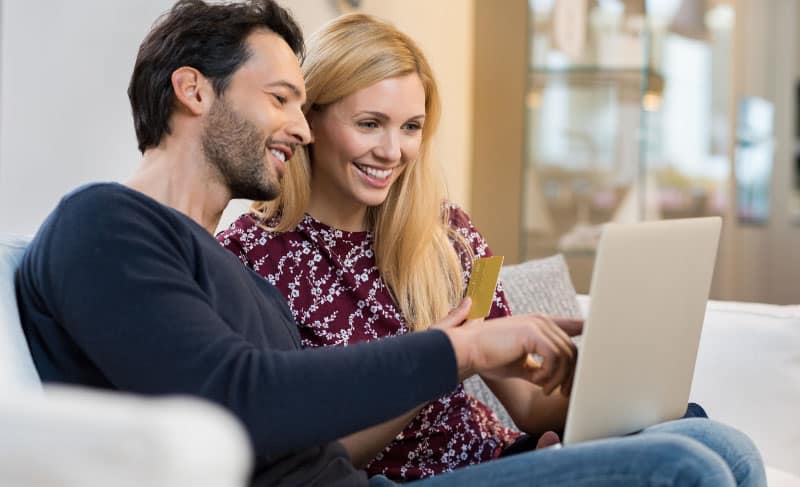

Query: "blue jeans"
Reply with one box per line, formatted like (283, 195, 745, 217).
(368, 418, 766, 487)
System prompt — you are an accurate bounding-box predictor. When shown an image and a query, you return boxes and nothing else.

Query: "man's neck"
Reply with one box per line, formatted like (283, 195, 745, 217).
(126, 140, 230, 234)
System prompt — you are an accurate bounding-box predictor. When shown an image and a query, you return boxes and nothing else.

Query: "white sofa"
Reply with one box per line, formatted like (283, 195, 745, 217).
(0, 235, 252, 486)
(3, 234, 799, 485)
(575, 296, 800, 485)
(686, 298, 800, 485)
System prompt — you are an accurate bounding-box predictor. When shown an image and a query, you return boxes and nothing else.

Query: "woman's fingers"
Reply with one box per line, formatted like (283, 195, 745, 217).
(432, 297, 472, 329)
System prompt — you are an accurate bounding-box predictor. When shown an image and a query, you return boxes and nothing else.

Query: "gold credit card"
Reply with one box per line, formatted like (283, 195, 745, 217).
(465, 256, 504, 319)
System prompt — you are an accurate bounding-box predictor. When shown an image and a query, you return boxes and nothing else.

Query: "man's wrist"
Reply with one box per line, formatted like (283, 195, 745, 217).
(442, 327, 474, 381)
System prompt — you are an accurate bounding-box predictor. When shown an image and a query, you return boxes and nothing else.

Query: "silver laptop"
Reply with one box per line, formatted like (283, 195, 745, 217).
(562, 217, 722, 445)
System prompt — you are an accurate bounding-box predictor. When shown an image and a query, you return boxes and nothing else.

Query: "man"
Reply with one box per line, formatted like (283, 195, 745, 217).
(15, 1, 763, 486)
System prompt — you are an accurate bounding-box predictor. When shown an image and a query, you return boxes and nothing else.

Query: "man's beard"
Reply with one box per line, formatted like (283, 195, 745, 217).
(201, 97, 280, 201)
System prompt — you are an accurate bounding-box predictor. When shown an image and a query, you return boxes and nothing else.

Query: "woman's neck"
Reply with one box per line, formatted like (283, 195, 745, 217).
(306, 185, 369, 232)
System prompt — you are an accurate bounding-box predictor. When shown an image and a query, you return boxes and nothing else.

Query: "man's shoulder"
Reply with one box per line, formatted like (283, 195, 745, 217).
(58, 183, 162, 217)
(56, 182, 194, 236)
(32, 182, 195, 261)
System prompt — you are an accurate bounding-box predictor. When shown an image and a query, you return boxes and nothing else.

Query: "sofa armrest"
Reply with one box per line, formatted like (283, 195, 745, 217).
(0, 386, 252, 487)
(0, 234, 40, 390)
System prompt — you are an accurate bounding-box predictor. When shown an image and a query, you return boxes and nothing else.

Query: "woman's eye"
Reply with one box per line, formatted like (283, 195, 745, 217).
(358, 120, 379, 129)
(403, 123, 422, 131)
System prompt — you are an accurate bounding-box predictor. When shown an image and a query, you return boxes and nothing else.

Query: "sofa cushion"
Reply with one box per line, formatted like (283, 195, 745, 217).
(0, 234, 40, 389)
(499, 254, 582, 319)
(689, 300, 800, 477)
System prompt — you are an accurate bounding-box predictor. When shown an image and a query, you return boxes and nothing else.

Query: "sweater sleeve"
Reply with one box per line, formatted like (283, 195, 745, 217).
(35, 187, 459, 459)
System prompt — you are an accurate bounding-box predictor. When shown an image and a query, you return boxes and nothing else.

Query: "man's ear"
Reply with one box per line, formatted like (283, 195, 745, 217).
(171, 67, 212, 116)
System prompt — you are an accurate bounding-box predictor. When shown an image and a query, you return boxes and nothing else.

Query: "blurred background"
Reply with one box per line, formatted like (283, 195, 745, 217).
(0, 0, 797, 304)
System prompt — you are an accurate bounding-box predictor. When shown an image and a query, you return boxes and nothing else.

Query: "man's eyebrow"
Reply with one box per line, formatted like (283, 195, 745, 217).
(265, 80, 303, 98)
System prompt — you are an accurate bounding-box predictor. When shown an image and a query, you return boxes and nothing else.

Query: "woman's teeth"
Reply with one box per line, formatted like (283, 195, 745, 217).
(270, 149, 286, 162)
(355, 163, 392, 180)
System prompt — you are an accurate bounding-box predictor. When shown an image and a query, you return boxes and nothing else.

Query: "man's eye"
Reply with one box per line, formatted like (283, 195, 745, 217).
(272, 94, 287, 105)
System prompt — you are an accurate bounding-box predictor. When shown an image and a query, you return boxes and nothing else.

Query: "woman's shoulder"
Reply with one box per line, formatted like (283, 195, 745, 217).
(216, 212, 298, 252)
(442, 201, 480, 234)
(441, 200, 495, 258)
(216, 212, 315, 275)
(218, 213, 270, 240)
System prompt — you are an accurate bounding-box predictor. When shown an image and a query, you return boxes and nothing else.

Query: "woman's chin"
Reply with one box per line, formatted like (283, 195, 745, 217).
(352, 187, 392, 208)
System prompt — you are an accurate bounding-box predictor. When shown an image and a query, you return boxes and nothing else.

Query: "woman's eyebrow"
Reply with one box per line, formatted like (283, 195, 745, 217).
(357, 111, 426, 121)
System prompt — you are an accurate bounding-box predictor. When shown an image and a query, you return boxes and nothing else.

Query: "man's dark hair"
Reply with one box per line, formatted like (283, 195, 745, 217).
(128, 0, 304, 153)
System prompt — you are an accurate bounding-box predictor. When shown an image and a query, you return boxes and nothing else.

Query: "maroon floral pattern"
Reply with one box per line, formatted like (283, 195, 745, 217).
(217, 204, 520, 481)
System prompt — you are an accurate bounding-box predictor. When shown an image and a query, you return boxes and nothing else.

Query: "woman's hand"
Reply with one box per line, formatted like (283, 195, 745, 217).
(431, 297, 483, 330)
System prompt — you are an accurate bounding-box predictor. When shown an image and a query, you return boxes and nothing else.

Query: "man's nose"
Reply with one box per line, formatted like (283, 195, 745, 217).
(287, 108, 312, 146)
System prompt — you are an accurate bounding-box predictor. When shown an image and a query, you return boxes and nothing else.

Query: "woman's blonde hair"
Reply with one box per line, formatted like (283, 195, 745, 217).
(252, 13, 469, 330)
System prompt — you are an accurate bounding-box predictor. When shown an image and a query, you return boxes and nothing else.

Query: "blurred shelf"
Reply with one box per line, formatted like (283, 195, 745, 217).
(528, 67, 664, 91)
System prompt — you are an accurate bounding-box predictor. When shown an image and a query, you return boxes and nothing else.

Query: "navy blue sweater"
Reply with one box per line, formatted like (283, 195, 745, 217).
(16, 183, 459, 486)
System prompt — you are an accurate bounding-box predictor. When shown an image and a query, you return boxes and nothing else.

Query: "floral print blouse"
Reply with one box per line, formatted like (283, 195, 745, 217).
(217, 204, 520, 481)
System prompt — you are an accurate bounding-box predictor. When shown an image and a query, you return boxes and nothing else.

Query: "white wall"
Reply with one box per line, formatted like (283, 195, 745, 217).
(0, 0, 337, 236)
(0, 1, 475, 236)
(0, 1, 175, 235)
(279, 0, 337, 35)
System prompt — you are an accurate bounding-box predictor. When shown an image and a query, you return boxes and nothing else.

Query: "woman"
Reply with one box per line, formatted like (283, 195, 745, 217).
(218, 13, 765, 486)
